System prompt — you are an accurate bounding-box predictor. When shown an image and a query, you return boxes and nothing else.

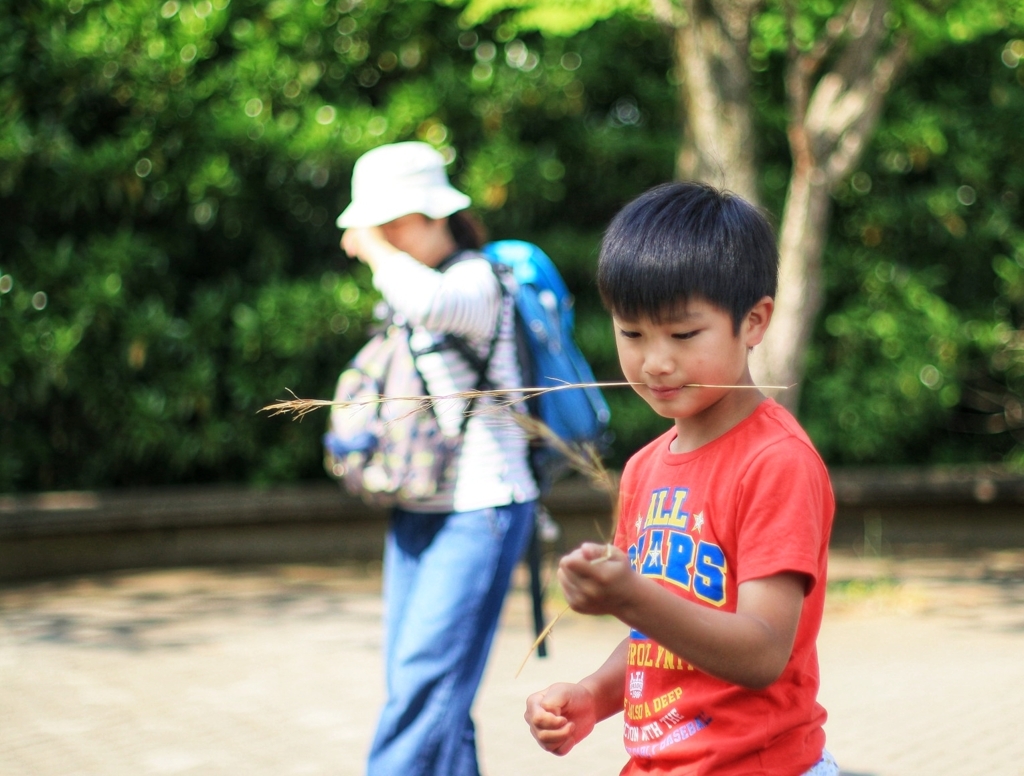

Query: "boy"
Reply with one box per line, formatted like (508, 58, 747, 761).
(525, 182, 838, 775)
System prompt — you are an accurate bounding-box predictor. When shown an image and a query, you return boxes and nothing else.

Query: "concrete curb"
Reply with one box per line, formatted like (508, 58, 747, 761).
(3, 466, 1024, 581)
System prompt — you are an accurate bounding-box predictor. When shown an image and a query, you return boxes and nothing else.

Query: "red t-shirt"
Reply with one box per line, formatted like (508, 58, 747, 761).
(612, 399, 834, 776)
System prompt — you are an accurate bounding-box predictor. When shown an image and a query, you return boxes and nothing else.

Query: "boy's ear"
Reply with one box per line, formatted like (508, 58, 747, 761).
(742, 296, 774, 348)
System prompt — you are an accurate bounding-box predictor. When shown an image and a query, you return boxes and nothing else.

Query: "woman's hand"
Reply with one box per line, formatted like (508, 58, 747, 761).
(340, 226, 397, 270)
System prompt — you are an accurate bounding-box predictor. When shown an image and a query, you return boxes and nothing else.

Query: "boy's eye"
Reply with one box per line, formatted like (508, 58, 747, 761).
(618, 329, 641, 339)
(672, 330, 699, 340)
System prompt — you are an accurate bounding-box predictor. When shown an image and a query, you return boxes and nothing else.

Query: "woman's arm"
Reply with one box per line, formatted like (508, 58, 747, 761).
(342, 226, 500, 340)
(374, 256, 500, 340)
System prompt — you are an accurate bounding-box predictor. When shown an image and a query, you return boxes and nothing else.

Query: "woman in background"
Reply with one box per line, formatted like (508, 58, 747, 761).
(337, 141, 538, 776)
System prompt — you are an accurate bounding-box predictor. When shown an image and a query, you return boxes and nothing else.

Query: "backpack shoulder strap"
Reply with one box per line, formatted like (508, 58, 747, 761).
(405, 253, 507, 434)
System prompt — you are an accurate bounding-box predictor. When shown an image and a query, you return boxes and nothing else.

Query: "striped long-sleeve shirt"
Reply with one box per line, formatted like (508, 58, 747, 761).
(371, 249, 539, 513)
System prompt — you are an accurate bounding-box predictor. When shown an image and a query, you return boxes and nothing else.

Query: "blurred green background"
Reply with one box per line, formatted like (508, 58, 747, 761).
(4, 0, 1024, 493)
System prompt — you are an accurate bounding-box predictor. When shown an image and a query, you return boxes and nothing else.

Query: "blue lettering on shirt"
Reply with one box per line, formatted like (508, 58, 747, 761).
(693, 541, 727, 604)
(630, 487, 727, 607)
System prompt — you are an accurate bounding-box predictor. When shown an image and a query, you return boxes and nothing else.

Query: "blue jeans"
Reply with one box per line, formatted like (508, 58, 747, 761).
(367, 500, 536, 776)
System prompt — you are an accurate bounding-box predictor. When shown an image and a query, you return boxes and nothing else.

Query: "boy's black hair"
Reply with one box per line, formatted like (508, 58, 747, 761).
(597, 181, 778, 332)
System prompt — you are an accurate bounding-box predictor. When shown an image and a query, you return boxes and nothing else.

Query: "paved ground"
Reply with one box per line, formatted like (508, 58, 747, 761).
(2, 548, 1023, 776)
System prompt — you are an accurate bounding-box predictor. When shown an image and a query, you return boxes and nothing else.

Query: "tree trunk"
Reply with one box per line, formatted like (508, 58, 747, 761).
(749, 0, 908, 412)
(750, 165, 832, 409)
(672, 0, 761, 204)
(658, 0, 907, 412)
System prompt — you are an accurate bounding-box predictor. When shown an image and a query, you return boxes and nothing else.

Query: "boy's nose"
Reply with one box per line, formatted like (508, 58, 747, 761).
(642, 349, 675, 376)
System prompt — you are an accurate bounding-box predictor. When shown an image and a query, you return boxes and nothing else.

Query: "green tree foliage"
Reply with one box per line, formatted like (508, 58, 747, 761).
(804, 33, 1024, 464)
(1, 0, 391, 489)
(0, 0, 678, 491)
(454, 0, 1024, 466)
(4, 0, 1024, 494)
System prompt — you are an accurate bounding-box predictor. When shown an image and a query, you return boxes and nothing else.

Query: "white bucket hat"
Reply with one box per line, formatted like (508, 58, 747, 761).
(336, 142, 472, 228)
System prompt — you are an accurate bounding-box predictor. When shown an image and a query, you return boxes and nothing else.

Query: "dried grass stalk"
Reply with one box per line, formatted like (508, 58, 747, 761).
(514, 544, 614, 678)
(260, 380, 788, 421)
(260, 379, 788, 676)
(260, 381, 638, 420)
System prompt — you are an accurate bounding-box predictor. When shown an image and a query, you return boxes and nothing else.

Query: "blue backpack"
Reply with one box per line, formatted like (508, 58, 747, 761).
(483, 240, 611, 487)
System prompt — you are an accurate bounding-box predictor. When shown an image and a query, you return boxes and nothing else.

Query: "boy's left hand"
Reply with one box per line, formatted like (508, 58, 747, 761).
(558, 542, 636, 617)
(524, 682, 598, 756)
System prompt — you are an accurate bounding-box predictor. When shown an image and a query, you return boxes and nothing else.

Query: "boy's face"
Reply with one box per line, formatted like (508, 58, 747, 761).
(612, 296, 773, 435)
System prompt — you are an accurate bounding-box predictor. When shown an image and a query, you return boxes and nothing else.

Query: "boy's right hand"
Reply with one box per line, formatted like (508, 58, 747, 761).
(524, 682, 598, 756)
(559, 542, 635, 617)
